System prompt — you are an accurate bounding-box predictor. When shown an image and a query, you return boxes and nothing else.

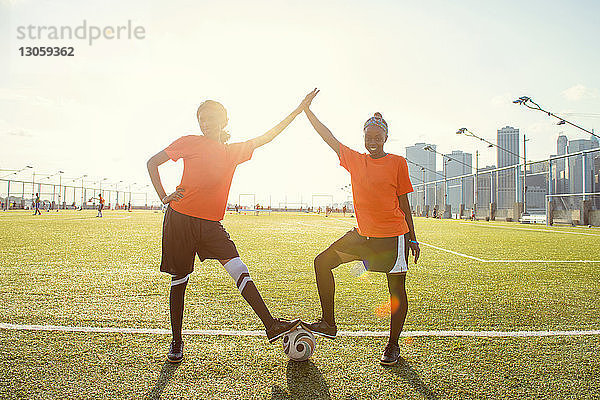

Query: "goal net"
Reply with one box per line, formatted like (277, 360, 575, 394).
(546, 192, 600, 227)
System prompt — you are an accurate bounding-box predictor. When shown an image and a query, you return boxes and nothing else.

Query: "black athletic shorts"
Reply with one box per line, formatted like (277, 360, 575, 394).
(327, 228, 409, 273)
(160, 206, 239, 276)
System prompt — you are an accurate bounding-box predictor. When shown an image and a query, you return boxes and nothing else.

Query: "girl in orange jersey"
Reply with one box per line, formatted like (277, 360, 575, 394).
(301, 89, 420, 366)
(147, 91, 316, 363)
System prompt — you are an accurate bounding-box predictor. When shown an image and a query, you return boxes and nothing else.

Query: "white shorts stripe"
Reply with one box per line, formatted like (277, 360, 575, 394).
(389, 234, 408, 274)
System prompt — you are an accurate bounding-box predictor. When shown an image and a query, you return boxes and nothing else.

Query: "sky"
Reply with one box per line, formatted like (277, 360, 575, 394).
(1, 0, 599, 206)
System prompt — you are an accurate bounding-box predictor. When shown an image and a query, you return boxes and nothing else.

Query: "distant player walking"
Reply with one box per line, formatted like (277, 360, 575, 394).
(97, 194, 105, 217)
(301, 89, 420, 366)
(33, 193, 41, 215)
(147, 92, 314, 363)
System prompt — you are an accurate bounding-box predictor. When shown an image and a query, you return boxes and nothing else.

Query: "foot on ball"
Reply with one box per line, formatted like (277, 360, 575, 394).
(302, 318, 337, 339)
(266, 318, 301, 343)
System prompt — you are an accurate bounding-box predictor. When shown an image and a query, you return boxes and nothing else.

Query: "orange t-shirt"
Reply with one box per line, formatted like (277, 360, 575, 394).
(339, 144, 413, 237)
(164, 135, 255, 221)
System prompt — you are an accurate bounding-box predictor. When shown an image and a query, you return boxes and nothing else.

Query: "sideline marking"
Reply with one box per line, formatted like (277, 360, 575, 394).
(459, 222, 600, 237)
(419, 242, 486, 262)
(421, 242, 600, 263)
(2, 323, 599, 338)
(313, 219, 600, 263)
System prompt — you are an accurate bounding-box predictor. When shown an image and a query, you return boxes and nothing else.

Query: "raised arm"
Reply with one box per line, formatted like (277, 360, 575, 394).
(250, 89, 319, 149)
(301, 89, 341, 155)
(147, 151, 184, 204)
(304, 107, 341, 156)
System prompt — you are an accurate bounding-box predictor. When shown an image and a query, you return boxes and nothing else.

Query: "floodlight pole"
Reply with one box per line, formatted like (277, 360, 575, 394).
(474, 150, 479, 214)
(523, 135, 528, 214)
(513, 96, 600, 139)
(422, 167, 426, 209)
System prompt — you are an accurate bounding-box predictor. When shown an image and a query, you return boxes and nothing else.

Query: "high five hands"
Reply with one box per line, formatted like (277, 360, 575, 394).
(295, 88, 320, 115)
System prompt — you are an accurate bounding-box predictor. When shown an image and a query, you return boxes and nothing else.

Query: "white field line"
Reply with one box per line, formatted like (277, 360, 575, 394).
(459, 222, 600, 237)
(421, 242, 600, 263)
(2, 323, 599, 338)
(482, 259, 600, 263)
(0, 216, 132, 222)
(419, 242, 487, 262)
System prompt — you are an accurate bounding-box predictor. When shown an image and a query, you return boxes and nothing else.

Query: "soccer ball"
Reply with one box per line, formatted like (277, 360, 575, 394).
(282, 326, 316, 362)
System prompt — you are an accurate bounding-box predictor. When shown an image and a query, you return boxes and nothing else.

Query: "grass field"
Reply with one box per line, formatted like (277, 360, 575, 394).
(1, 210, 600, 399)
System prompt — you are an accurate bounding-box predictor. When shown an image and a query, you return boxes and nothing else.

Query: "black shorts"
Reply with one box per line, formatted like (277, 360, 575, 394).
(327, 228, 409, 273)
(160, 207, 239, 276)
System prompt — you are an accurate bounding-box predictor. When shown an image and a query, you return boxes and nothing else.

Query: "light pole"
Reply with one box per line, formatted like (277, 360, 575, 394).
(114, 180, 123, 208)
(74, 175, 87, 209)
(98, 178, 107, 195)
(0, 165, 32, 210)
(513, 96, 599, 139)
(0, 165, 33, 179)
(42, 171, 64, 210)
(70, 174, 87, 210)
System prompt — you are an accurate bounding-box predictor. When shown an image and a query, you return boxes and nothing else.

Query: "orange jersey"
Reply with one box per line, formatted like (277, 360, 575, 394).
(164, 135, 254, 221)
(339, 144, 413, 237)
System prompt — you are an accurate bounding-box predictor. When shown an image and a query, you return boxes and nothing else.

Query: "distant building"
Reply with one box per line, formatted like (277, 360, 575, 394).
(443, 150, 473, 210)
(405, 143, 438, 208)
(497, 126, 520, 208)
(567, 137, 598, 194)
(525, 161, 549, 212)
(476, 165, 497, 207)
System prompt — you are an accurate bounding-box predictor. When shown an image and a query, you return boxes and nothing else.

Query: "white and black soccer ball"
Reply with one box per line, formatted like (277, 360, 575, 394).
(282, 326, 316, 362)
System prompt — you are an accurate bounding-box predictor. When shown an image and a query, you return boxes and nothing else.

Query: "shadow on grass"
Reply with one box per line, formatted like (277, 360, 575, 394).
(386, 356, 438, 400)
(145, 360, 181, 400)
(271, 360, 331, 400)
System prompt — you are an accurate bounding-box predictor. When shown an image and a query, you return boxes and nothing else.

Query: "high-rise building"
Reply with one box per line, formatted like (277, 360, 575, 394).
(405, 143, 437, 207)
(443, 150, 473, 210)
(476, 165, 497, 207)
(567, 137, 597, 194)
(551, 134, 569, 194)
(497, 126, 520, 208)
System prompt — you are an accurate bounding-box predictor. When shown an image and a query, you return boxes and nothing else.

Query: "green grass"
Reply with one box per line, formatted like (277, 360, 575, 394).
(1, 210, 600, 399)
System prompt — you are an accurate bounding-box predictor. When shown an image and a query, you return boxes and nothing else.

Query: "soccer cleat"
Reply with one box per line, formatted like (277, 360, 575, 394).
(301, 318, 337, 339)
(166, 340, 184, 363)
(380, 343, 401, 366)
(266, 318, 301, 344)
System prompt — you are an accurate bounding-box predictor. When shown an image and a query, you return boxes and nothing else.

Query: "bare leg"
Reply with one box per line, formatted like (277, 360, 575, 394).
(314, 250, 358, 325)
(386, 273, 408, 346)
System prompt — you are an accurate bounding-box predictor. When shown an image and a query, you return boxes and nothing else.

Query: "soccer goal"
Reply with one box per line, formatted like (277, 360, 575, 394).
(546, 192, 600, 227)
(311, 194, 334, 214)
(237, 193, 271, 215)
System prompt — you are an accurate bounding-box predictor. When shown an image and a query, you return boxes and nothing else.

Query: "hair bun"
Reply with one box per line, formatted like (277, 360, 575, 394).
(374, 112, 383, 119)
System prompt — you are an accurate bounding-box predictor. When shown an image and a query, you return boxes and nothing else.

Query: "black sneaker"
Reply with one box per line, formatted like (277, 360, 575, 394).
(380, 343, 400, 366)
(167, 340, 184, 363)
(302, 318, 337, 339)
(266, 318, 301, 343)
